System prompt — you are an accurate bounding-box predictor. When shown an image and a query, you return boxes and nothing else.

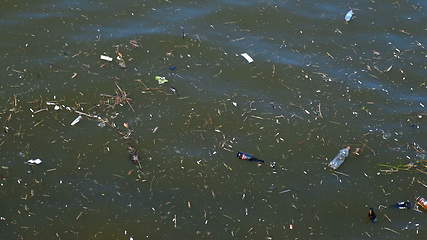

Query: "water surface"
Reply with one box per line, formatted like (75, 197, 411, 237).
(0, 0, 426, 239)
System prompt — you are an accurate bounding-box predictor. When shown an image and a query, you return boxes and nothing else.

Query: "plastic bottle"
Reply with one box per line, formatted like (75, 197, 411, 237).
(328, 146, 350, 170)
(416, 196, 427, 210)
(237, 152, 265, 163)
(368, 208, 377, 223)
(394, 201, 412, 210)
(237, 152, 254, 160)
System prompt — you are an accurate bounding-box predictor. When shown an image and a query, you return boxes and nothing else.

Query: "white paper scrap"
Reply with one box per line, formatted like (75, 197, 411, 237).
(27, 159, 42, 165)
(240, 53, 254, 63)
(100, 55, 113, 62)
(70, 116, 82, 126)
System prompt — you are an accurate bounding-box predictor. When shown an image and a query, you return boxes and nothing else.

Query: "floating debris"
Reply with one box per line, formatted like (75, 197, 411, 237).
(328, 146, 350, 170)
(170, 87, 177, 95)
(117, 56, 126, 68)
(393, 201, 412, 210)
(416, 196, 427, 210)
(368, 208, 377, 223)
(155, 76, 169, 85)
(240, 53, 254, 63)
(100, 55, 113, 62)
(70, 116, 82, 126)
(345, 10, 354, 22)
(26, 159, 42, 165)
(237, 152, 265, 163)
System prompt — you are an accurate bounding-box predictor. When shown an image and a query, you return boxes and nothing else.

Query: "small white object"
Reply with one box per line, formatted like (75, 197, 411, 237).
(100, 55, 113, 62)
(345, 10, 353, 22)
(54, 105, 60, 110)
(240, 53, 254, 63)
(70, 116, 82, 126)
(232, 102, 237, 107)
(27, 159, 42, 165)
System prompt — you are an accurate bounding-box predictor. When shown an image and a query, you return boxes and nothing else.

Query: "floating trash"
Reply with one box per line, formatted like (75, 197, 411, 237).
(394, 201, 412, 209)
(345, 10, 354, 22)
(170, 87, 177, 95)
(416, 196, 427, 210)
(155, 76, 168, 85)
(100, 55, 113, 61)
(117, 56, 126, 68)
(237, 152, 265, 163)
(240, 53, 254, 63)
(70, 116, 82, 126)
(368, 208, 377, 223)
(26, 159, 42, 165)
(328, 146, 350, 170)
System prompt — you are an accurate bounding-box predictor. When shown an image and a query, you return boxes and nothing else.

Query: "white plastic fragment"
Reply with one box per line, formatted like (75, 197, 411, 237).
(100, 55, 113, 62)
(155, 76, 168, 84)
(54, 105, 60, 110)
(345, 10, 353, 22)
(240, 53, 254, 63)
(27, 159, 42, 165)
(70, 116, 82, 126)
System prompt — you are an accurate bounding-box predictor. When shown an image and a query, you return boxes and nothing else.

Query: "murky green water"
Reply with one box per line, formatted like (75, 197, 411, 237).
(1, 0, 426, 239)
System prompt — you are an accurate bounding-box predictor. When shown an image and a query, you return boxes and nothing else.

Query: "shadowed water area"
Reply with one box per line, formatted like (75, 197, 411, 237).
(0, 0, 426, 239)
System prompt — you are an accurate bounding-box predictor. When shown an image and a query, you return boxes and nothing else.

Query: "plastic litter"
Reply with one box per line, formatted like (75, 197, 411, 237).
(394, 201, 412, 209)
(240, 53, 254, 63)
(416, 196, 427, 210)
(345, 10, 353, 22)
(368, 208, 377, 223)
(237, 152, 264, 163)
(155, 76, 168, 85)
(27, 159, 42, 165)
(116, 56, 126, 68)
(328, 146, 350, 170)
(100, 55, 113, 62)
(70, 116, 82, 126)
